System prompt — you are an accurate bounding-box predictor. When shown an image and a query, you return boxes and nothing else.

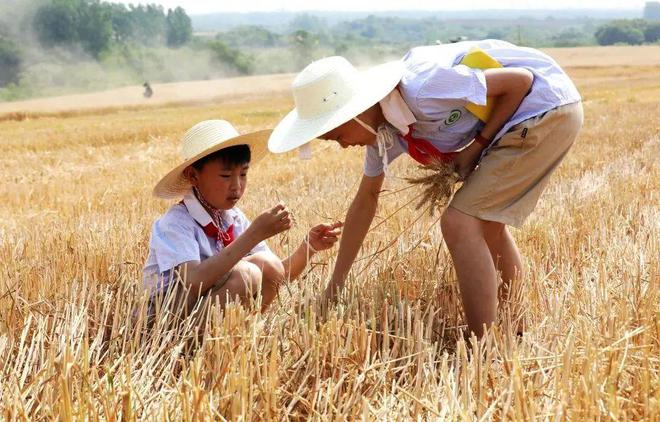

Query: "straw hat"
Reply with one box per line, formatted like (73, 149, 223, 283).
(268, 56, 404, 153)
(153, 120, 271, 199)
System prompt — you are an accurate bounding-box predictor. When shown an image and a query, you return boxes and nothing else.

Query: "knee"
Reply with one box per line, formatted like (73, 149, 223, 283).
(441, 207, 482, 247)
(248, 252, 285, 286)
(230, 261, 262, 294)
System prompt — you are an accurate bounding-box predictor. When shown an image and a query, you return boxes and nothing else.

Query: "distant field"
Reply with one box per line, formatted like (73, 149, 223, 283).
(0, 47, 658, 419)
(1, 45, 659, 117)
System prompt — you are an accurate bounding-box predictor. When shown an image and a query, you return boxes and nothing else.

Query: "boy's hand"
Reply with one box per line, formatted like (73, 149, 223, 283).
(250, 203, 292, 240)
(307, 222, 343, 252)
(454, 141, 484, 180)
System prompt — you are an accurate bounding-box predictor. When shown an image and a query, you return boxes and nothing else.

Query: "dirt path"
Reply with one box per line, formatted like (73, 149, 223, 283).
(0, 73, 295, 116)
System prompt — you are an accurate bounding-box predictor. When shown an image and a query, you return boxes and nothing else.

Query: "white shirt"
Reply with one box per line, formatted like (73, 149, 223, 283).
(363, 39, 582, 177)
(142, 198, 269, 294)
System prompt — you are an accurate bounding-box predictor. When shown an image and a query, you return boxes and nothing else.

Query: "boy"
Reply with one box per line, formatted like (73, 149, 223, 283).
(143, 119, 342, 314)
(268, 40, 583, 338)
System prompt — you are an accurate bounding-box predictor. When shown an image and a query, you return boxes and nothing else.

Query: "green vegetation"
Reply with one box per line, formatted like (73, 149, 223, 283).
(595, 19, 660, 45)
(0, 0, 247, 101)
(1, 1, 659, 102)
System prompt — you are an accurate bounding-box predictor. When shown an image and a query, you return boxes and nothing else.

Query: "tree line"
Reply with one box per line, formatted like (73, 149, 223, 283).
(32, 0, 192, 57)
(1, 1, 659, 100)
(0, 0, 251, 96)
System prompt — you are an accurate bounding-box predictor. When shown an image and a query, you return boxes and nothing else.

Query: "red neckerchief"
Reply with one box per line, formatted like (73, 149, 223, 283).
(181, 188, 236, 250)
(402, 124, 457, 165)
(201, 222, 235, 247)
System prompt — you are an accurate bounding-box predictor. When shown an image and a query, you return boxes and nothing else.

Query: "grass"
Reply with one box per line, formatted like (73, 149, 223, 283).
(0, 62, 658, 419)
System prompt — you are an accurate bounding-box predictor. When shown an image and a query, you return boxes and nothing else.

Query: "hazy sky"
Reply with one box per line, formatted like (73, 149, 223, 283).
(114, 0, 646, 15)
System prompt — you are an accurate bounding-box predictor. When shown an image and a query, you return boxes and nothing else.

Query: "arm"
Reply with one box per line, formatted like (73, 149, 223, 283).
(177, 204, 291, 295)
(282, 242, 315, 281)
(325, 173, 385, 302)
(282, 222, 343, 281)
(455, 67, 534, 179)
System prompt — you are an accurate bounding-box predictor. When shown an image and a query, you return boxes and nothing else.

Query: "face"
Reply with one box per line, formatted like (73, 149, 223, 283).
(318, 119, 377, 149)
(187, 160, 249, 210)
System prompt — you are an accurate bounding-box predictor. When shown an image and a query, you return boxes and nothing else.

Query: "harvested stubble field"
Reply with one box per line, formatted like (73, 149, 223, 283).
(0, 46, 658, 419)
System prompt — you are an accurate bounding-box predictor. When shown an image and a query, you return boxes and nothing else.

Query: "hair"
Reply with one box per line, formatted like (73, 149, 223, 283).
(192, 145, 251, 171)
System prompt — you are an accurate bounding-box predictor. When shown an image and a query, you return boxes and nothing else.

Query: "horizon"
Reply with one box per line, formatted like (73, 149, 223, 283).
(111, 0, 648, 15)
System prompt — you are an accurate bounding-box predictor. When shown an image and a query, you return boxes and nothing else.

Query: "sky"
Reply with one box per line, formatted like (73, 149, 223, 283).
(114, 0, 647, 15)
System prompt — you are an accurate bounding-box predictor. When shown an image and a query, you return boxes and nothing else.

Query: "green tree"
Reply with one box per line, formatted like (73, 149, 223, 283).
(129, 4, 166, 45)
(0, 37, 22, 86)
(216, 25, 279, 48)
(595, 20, 645, 45)
(109, 3, 134, 42)
(33, 0, 80, 47)
(33, 0, 112, 57)
(166, 7, 192, 47)
(206, 40, 254, 74)
(644, 21, 660, 42)
(77, 1, 113, 57)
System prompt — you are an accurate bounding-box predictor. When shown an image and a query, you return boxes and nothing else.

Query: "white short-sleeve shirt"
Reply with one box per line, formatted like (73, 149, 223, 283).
(142, 203, 269, 294)
(363, 39, 582, 177)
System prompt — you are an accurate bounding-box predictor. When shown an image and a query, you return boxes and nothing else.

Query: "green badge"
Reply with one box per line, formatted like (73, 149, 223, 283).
(444, 109, 462, 126)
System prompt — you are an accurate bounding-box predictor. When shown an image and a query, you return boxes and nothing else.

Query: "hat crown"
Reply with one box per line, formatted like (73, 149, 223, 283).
(292, 56, 361, 120)
(180, 120, 240, 161)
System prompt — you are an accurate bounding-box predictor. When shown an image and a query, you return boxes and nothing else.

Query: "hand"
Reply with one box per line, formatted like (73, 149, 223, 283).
(306, 222, 343, 252)
(249, 203, 292, 240)
(454, 141, 484, 180)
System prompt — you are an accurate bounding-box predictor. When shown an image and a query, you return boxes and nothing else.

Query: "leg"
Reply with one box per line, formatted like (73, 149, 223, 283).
(482, 222, 523, 299)
(441, 206, 498, 339)
(200, 260, 263, 311)
(483, 222, 525, 333)
(243, 252, 285, 311)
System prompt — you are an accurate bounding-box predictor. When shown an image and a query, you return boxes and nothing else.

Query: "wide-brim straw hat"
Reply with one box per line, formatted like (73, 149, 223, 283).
(154, 120, 271, 199)
(268, 56, 405, 153)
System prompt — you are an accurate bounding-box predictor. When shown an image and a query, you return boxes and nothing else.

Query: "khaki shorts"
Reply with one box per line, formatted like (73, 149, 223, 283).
(451, 101, 584, 228)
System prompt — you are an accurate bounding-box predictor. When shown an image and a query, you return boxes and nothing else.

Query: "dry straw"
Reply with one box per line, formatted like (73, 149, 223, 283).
(1, 59, 659, 419)
(405, 161, 461, 215)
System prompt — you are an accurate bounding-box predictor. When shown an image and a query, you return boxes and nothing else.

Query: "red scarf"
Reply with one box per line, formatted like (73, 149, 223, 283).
(182, 188, 236, 250)
(402, 124, 457, 165)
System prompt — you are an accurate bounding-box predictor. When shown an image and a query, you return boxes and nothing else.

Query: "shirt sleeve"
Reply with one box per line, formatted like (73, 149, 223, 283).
(150, 220, 201, 274)
(363, 140, 406, 177)
(417, 64, 487, 107)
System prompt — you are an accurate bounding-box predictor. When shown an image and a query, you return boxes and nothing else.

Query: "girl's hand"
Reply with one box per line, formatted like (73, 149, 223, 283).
(307, 222, 343, 252)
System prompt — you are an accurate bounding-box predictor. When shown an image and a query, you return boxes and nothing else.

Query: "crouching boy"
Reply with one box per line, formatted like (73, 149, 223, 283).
(143, 120, 342, 316)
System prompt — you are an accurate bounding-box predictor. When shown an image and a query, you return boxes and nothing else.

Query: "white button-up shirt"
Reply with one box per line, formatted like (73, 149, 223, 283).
(364, 39, 582, 177)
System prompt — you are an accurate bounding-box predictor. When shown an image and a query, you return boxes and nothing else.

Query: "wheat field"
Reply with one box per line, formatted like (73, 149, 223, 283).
(0, 48, 658, 419)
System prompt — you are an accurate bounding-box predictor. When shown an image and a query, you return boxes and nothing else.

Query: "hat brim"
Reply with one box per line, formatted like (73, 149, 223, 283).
(153, 129, 272, 199)
(268, 60, 405, 153)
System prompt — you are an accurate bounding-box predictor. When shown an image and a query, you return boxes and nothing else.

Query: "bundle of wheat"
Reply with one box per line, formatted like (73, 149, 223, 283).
(405, 162, 461, 215)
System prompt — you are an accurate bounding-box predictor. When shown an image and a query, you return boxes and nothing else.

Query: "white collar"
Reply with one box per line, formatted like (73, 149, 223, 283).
(379, 89, 417, 135)
(182, 189, 237, 228)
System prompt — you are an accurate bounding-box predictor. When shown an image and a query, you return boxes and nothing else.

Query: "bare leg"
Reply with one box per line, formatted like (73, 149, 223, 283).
(482, 223, 523, 298)
(212, 261, 262, 308)
(441, 206, 498, 338)
(243, 252, 285, 311)
(482, 223, 525, 334)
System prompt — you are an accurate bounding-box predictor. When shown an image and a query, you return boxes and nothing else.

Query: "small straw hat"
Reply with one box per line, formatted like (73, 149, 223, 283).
(153, 120, 271, 199)
(268, 56, 405, 153)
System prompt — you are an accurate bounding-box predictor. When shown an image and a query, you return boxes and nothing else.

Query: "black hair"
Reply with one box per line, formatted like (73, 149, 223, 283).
(192, 144, 251, 171)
